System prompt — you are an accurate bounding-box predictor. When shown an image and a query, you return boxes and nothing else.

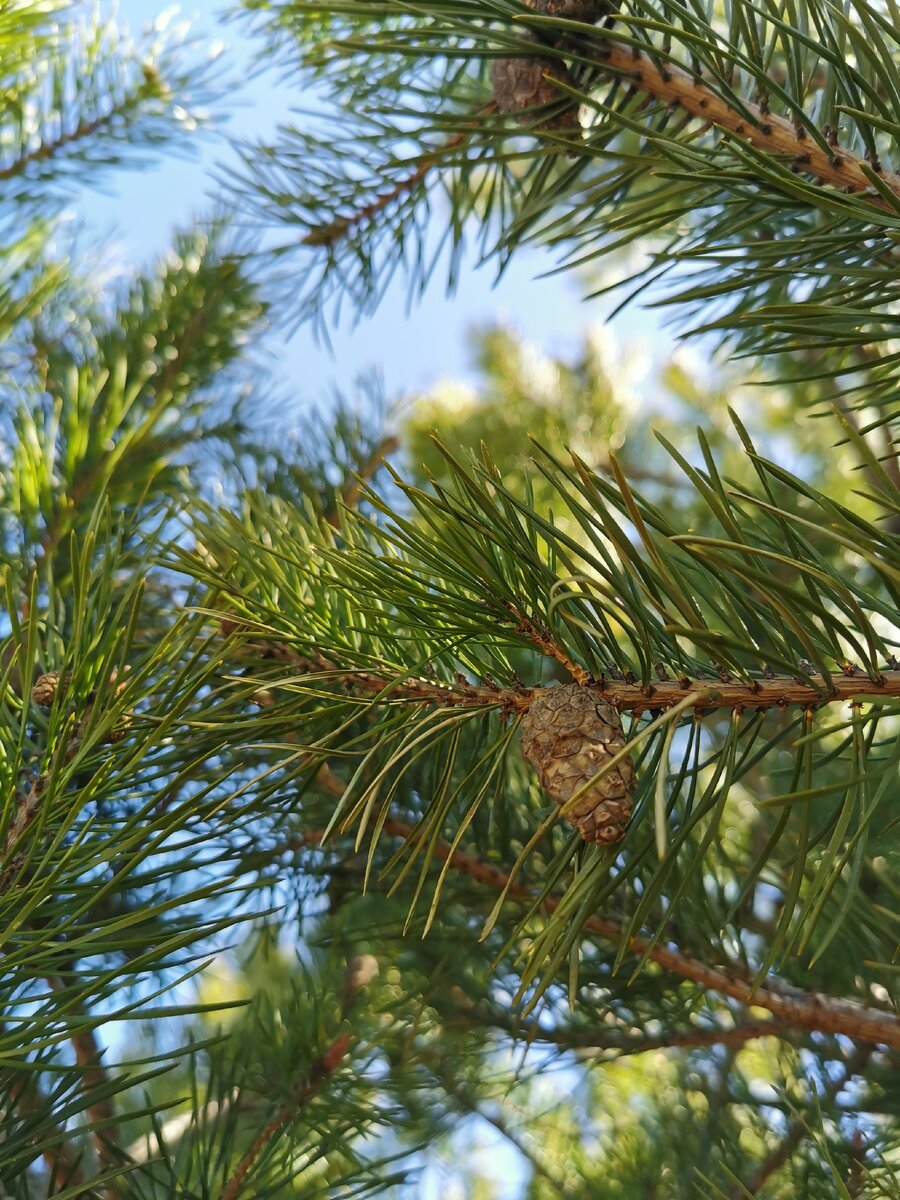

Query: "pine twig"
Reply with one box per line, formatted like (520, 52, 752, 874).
(302, 110, 496, 248)
(326, 433, 401, 528)
(0, 112, 115, 182)
(217, 1032, 352, 1200)
(46, 978, 117, 1170)
(3, 1030, 87, 1192)
(297, 820, 900, 1050)
(301, 27, 900, 262)
(0, 57, 173, 185)
(602, 39, 900, 208)
(731, 1044, 873, 1199)
(846, 1127, 868, 1199)
(442, 1003, 793, 1056)
(226, 632, 900, 711)
(570, 1019, 790, 1056)
(502, 601, 591, 685)
(223, 634, 526, 711)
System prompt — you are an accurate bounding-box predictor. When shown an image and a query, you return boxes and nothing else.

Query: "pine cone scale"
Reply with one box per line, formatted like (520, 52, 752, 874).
(519, 683, 635, 844)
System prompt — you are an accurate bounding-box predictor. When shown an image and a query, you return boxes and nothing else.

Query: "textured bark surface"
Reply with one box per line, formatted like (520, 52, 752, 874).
(519, 683, 635, 843)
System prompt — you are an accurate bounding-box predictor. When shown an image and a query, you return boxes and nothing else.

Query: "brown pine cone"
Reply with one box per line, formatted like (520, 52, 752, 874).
(490, 56, 580, 130)
(520, 683, 635, 844)
(32, 671, 70, 707)
(524, 0, 607, 20)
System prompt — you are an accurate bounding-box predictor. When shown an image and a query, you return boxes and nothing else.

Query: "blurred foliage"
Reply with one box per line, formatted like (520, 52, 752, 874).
(402, 324, 880, 522)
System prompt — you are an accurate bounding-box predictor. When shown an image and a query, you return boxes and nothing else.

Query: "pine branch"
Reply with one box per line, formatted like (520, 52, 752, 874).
(304, 819, 900, 1050)
(217, 1032, 352, 1200)
(228, 633, 900, 711)
(302, 111, 495, 249)
(239, 5, 900, 367)
(594, 40, 900, 212)
(47, 977, 117, 1171)
(326, 433, 401, 528)
(0, 12, 209, 203)
(291, 26, 900, 264)
(731, 1043, 873, 1199)
(555, 1020, 793, 1057)
(442, 1005, 794, 1057)
(0, 109, 123, 182)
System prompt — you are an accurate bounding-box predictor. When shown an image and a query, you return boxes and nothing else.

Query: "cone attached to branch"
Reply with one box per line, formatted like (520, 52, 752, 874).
(32, 671, 70, 707)
(490, 0, 610, 131)
(519, 683, 635, 844)
(490, 57, 580, 130)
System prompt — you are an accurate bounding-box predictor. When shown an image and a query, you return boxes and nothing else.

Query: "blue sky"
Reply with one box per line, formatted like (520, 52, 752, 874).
(85, 0, 663, 422)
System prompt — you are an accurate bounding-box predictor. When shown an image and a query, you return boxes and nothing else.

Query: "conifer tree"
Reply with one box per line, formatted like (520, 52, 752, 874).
(2, 1, 900, 1197)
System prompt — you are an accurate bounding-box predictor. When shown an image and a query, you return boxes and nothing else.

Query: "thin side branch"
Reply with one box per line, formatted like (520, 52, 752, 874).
(3, 1028, 87, 1191)
(442, 1004, 794, 1056)
(47, 978, 117, 1167)
(731, 1044, 873, 1199)
(217, 1032, 352, 1200)
(0, 59, 171, 185)
(325, 819, 900, 1050)
(0, 112, 113, 181)
(327, 434, 401, 528)
(302, 111, 495, 248)
(503, 602, 591, 686)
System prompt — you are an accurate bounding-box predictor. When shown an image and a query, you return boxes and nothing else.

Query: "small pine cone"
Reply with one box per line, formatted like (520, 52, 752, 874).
(524, 0, 606, 20)
(104, 677, 132, 742)
(104, 716, 131, 744)
(519, 683, 635, 844)
(32, 671, 69, 707)
(491, 57, 580, 130)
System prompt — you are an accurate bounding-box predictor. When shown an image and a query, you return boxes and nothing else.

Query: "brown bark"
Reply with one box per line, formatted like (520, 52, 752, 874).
(596, 40, 900, 209)
(297, 819, 900, 1051)
(228, 633, 900, 712)
(217, 1033, 352, 1200)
